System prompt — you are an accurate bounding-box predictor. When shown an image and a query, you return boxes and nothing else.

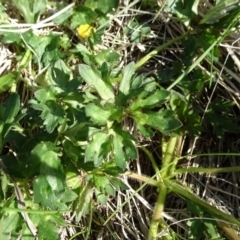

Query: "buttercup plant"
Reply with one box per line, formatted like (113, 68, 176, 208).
(0, 0, 240, 239)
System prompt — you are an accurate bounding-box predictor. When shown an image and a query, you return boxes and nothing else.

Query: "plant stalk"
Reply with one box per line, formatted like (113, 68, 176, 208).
(164, 179, 240, 227)
(175, 166, 240, 175)
(161, 136, 178, 178)
(148, 183, 168, 240)
(140, 146, 159, 176)
(135, 33, 188, 70)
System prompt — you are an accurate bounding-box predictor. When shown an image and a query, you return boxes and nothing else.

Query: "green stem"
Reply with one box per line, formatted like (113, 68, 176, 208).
(147, 136, 179, 239)
(164, 179, 240, 227)
(175, 166, 240, 175)
(172, 152, 240, 166)
(148, 183, 168, 240)
(135, 33, 188, 70)
(125, 165, 240, 186)
(1, 207, 71, 214)
(18, 49, 32, 71)
(140, 146, 159, 175)
(22, 180, 31, 199)
(161, 136, 178, 178)
(85, 201, 93, 240)
(69, 230, 87, 240)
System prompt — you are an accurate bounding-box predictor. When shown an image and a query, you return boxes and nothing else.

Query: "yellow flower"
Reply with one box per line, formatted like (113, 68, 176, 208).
(77, 24, 93, 38)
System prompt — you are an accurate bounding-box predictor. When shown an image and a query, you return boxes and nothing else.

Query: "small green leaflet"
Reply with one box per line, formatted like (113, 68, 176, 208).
(166, 0, 200, 26)
(112, 125, 137, 169)
(130, 89, 170, 111)
(37, 215, 59, 240)
(75, 183, 93, 222)
(113, 133, 126, 169)
(79, 64, 114, 101)
(0, 93, 20, 124)
(2, 210, 20, 236)
(133, 109, 182, 135)
(0, 72, 16, 93)
(85, 132, 111, 166)
(33, 0, 47, 16)
(85, 103, 112, 125)
(0, 93, 20, 146)
(95, 188, 108, 204)
(84, 0, 119, 14)
(119, 62, 135, 96)
(32, 143, 65, 185)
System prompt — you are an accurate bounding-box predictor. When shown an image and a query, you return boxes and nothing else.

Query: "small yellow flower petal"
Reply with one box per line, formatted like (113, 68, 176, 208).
(77, 24, 93, 38)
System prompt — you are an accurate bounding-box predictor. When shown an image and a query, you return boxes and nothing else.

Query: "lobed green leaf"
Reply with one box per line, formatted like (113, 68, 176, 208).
(111, 125, 137, 169)
(75, 183, 93, 222)
(119, 62, 135, 96)
(85, 0, 119, 14)
(0, 93, 20, 123)
(133, 109, 182, 135)
(85, 103, 112, 125)
(79, 64, 114, 101)
(32, 142, 66, 192)
(0, 72, 16, 93)
(85, 132, 111, 166)
(130, 89, 170, 111)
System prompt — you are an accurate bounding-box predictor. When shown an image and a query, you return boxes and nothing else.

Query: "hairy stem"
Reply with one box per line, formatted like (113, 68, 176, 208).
(161, 136, 178, 178)
(175, 166, 240, 175)
(148, 183, 168, 240)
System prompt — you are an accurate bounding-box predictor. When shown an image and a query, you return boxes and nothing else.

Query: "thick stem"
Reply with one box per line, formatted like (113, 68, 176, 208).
(175, 166, 240, 175)
(148, 183, 168, 240)
(22, 180, 31, 199)
(164, 179, 240, 226)
(161, 136, 178, 178)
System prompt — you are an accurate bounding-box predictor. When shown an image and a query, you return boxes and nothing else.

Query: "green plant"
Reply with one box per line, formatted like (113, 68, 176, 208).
(1, 0, 240, 239)
(187, 200, 221, 240)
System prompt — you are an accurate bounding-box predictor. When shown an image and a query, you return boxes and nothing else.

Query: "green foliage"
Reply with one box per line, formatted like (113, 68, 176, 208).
(75, 182, 93, 222)
(204, 99, 239, 137)
(124, 20, 151, 43)
(71, 5, 97, 29)
(166, 0, 200, 26)
(79, 64, 115, 101)
(0, 72, 17, 93)
(84, 0, 119, 14)
(187, 201, 221, 239)
(1, 205, 21, 239)
(0, 93, 22, 153)
(0, 3, 9, 23)
(0, 0, 240, 239)
(200, 0, 239, 24)
(11, 0, 47, 23)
